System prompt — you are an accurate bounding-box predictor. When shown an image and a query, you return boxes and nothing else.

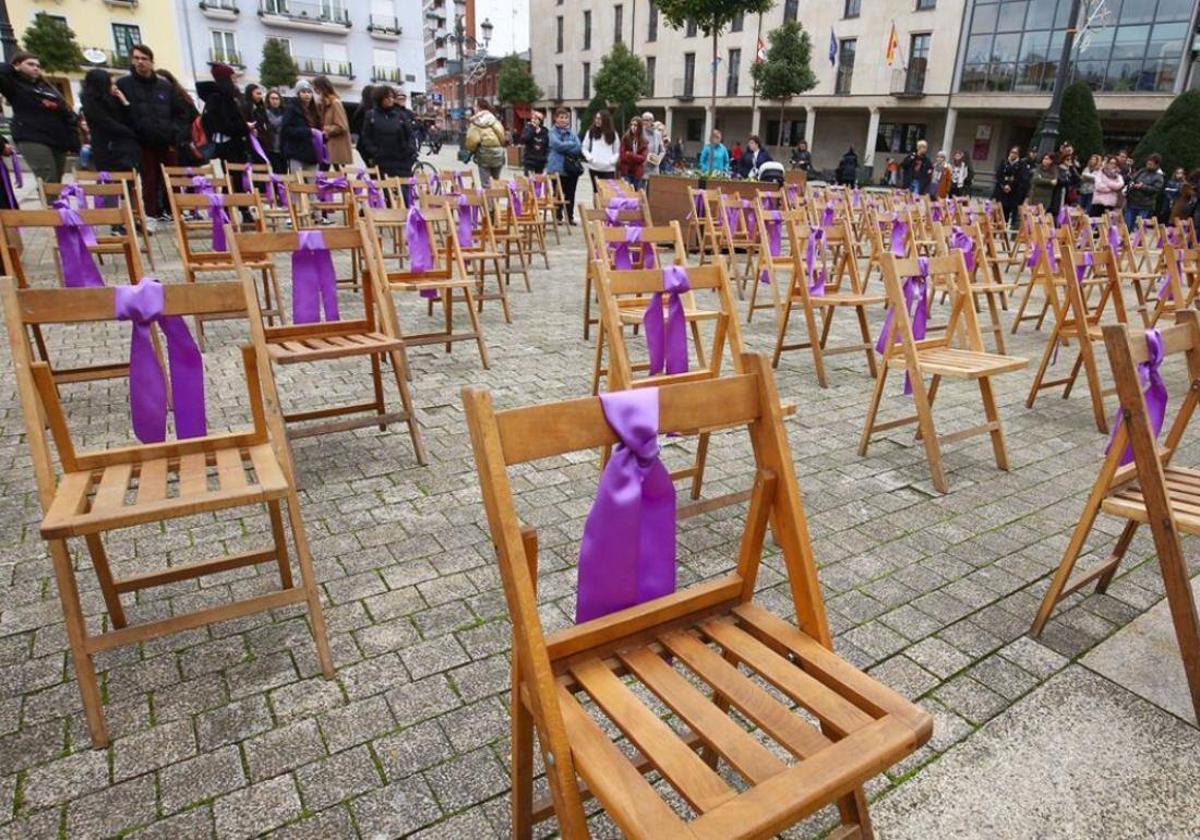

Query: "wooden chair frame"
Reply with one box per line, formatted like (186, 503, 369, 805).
(418, 192, 512, 324)
(43, 179, 156, 269)
(464, 356, 932, 839)
(579, 204, 650, 340)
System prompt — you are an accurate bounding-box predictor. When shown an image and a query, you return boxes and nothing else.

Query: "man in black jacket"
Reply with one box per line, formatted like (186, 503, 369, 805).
(116, 43, 187, 220)
(0, 51, 79, 183)
(359, 87, 416, 177)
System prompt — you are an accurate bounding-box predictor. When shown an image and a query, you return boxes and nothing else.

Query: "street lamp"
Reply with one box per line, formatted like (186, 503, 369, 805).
(426, 9, 493, 138)
(1037, 0, 1084, 155)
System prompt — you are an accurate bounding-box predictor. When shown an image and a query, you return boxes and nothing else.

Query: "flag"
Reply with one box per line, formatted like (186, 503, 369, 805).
(755, 37, 767, 64)
(829, 28, 838, 66)
(885, 23, 899, 65)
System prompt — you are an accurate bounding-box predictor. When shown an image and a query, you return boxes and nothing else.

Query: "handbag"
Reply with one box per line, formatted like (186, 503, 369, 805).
(563, 153, 583, 177)
(457, 146, 474, 164)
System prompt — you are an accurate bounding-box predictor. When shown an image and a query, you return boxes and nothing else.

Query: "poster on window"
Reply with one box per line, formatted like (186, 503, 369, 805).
(972, 124, 992, 161)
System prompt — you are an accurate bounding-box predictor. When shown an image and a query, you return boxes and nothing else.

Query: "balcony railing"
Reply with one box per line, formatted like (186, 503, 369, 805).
(295, 56, 354, 80)
(258, 1, 350, 29)
(371, 66, 402, 83)
(891, 65, 926, 97)
(198, 0, 239, 16)
(209, 48, 245, 67)
(367, 14, 400, 36)
(674, 77, 695, 100)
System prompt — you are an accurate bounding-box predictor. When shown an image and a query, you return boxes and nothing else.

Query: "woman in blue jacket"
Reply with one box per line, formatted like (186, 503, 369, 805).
(545, 107, 583, 225)
(699, 129, 730, 176)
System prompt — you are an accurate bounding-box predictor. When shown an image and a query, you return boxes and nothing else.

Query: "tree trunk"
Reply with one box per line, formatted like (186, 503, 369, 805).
(778, 99, 787, 148)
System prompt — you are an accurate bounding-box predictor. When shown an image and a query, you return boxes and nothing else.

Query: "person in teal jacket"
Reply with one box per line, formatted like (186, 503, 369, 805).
(698, 129, 730, 175)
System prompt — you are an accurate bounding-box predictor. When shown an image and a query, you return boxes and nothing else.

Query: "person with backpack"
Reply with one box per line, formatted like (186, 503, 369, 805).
(198, 64, 248, 177)
(545, 107, 582, 225)
(465, 100, 508, 187)
(520, 110, 549, 175)
(358, 86, 416, 178)
(118, 44, 189, 222)
(0, 50, 79, 184)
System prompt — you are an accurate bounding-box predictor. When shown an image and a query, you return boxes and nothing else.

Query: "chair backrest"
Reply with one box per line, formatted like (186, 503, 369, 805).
(0, 276, 257, 505)
(593, 221, 687, 269)
(285, 181, 356, 228)
(877, 250, 985, 357)
(171, 192, 266, 261)
(41, 181, 130, 210)
(0, 207, 142, 286)
(361, 205, 469, 284)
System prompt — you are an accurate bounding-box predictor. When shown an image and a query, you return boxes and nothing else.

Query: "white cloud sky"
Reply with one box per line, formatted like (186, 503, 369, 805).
(475, 0, 530, 56)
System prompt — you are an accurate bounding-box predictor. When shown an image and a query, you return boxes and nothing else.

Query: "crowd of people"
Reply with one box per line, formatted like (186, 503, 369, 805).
(0, 45, 428, 229)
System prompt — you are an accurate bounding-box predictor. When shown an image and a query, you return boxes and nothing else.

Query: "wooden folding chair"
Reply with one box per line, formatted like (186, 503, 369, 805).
(505, 178, 551, 270)
(37, 184, 146, 281)
(485, 186, 534, 292)
(526, 173, 562, 244)
(1025, 228, 1129, 433)
(930, 220, 1017, 355)
(772, 213, 884, 387)
(171, 191, 282, 349)
(715, 192, 763, 295)
(1030, 312, 1200, 723)
(228, 227, 425, 462)
(687, 188, 726, 262)
(47, 178, 156, 269)
(1149, 240, 1200, 326)
(859, 250, 1028, 493)
(580, 203, 648, 340)
(465, 355, 932, 840)
(0, 277, 334, 747)
(419, 191, 512, 323)
(74, 169, 152, 246)
(362, 205, 490, 369)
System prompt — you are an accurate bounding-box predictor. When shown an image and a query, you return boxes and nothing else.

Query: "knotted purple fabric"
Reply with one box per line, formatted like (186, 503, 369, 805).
(611, 225, 656, 270)
(820, 204, 835, 230)
(575, 388, 676, 623)
(506, 180, 524, 217)
(57, 183, 88, 210)
(786, 184, 800, 207)
(267, 174, 289, 208)
(405, 206, 439, 299)
(92, 170, 116, 209)
(311, 129, 329, 166)
(1076, 251, 1094, 284)
(950, 225, 975, 272)
(316, 175, 348, 203)
(805, 227, 828, 297)
(207, 192, 229, 252)
(876, 256, 931, 395)
(1056, 206, 1070, 228)
(691, 192, 706, 220)
(249, 130, 271, 166)
(606, 196, 641, 225)
(643, 265, 690, 376)
(533, 178, 547, 199)
(851, 188, 862, 208)
(241, 162, 254, 194)
(1106, 329, 1168, 466)
(114, 278, 206, 444)
(54, 204, 104, 288)
(759, 211, 783, 285)
(1028, 236, 1059, 273)
(356, 175, 385, 208)
(456, 193, 477, 248)
(1107, 224, 1122, 255)
(984, 199, 993, 217)
(931, 202, 943, 223)
(190, 176, 215, 195)
(291, 230, 340, 323)
(0, 155, 21, 208)
(890, 219, 908, 257)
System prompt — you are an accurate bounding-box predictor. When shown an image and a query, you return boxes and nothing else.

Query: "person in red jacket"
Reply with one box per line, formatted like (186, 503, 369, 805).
(618, 116, 648, 190)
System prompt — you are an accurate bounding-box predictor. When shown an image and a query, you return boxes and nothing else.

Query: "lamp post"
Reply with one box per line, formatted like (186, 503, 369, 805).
(0, 0, 17, 62)
(427, 9, 493, 140)
(1037, 0, 1084, 155)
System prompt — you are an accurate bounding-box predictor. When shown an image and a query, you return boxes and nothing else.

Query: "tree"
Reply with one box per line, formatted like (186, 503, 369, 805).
(656, 0, 774, 138)
(497, 54, 542, 107)
(259, 38, 299, 90)
(586, 42, 647, 130)
(21, 13, 84, 74)
(1058, 82, 1104, 163)
(750, 22, 816, 149)
(1134, 89, 1200, 176)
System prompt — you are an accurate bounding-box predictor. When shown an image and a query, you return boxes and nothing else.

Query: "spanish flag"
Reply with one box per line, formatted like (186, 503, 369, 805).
(885, 23, 899, 65)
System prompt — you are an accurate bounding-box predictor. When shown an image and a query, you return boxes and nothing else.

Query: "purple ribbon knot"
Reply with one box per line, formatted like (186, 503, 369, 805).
(311, 129, 329, 166)
(54, 204, 104, 288)
(611, 225, 657, 270)
(876, 256, 931, 394)
(267, 174, 289, 208)
(455, 193, 477, 249)
(950, 225, 975, 272)
(1106, 329, 1168, 466)
(606, 196, 641, 225)
(643, 266, 690, 376)
(805, 227, 828, 297)
(114, 278, 207, 444)
(506, 180, 524, 217)
(890, 219, 908, 257)
(405, 206, 439, 299)
(759, 211, 783, 285)
(207, 192, 229, 252)
(241, 162, 254, 194)
(575, 388, 676, 623)
(316, 175, 348, 203)
(291, 230, 340, 323)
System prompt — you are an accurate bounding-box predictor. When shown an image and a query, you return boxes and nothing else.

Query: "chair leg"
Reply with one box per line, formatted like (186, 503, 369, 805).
(266, 500, 295, 589)
(855, 304, 878, 378)
(909, 373, 948, 493)
(805, 305, 829, 389)
(284, 491, 334, 678)
(978, 376, 1010, 471)
(387, 347, 427, 465)
(48, 539, 107, 748)
(858, 361, 890, 456)
(772, 296, 795, 369)
(690, 431, 711, 500)
(1024, 323, 1063, 410)
(442, 289, 453, 355)
(689, 320, 707, 368)
(85, 533, 127, 629)
(511, 664, 534, 840)
(492, 257, 512, 324)
(583, 267, 594, 340)
(591, 322, 607, 395)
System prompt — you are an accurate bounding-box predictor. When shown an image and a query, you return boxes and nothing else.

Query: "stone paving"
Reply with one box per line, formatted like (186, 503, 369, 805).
(0, 154, 1197, 839)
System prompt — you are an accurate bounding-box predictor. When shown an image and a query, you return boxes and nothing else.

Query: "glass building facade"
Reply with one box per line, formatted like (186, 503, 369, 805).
(960, 0, 1195, 94)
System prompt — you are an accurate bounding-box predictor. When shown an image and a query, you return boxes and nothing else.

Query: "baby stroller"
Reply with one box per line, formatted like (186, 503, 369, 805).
(757, 161, 785, 185)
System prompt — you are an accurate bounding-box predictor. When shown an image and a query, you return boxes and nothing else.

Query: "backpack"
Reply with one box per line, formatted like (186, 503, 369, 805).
(191, 115, 214, 160)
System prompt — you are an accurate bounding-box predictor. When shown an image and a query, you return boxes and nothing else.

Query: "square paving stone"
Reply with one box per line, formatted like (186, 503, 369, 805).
(159, 744, 246, 814)
(213, 775, 303, 840)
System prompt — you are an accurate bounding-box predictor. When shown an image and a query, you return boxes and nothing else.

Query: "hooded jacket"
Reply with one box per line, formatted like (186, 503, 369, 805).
(359, 104, 416, 175)
(0, 65, 79, 151)
(280, 99, 320, 165)
(117, 70, 187, 149)
(466, 109, 507, 167)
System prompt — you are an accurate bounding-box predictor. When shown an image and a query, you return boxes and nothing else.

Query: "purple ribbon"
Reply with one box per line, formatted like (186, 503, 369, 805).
(1076, 251, 1094, 284)
(533, 179, 547, 199)
(575, 388, 675, 623)
(316, 175, 348, 203)
(57, 183, 88, 210)
(506, 180, 524, 217)
(354, 172, 384, 208)
(311, 129, 329, 166)
(93, 171, 116, 209)
(53, 204, 104, 288)
(606, 196, 641, 225)
(1028, 237, 1059, 273)
(950, 225, 975, 272)
(1106, 329, 1167, 466)
(207, 192, 228, 252)
(691, 192, 705, 220)
(786, 185, 800, 206)
(267, 174, 289, 208)
(0, 157, 19, 208)
(876, 256, 931, 395)
(249, 130, 270, 166)
(643, 265, 690, 376)
(851, 188, 862, 208)
(456, 193, 477, 248)
(759, 211, 783, 285)
(190, 176, 214, 195)
(1056, 206, 1069, 228)
(891, 219, 908, 257)
(114, 278, 206, 444)
(610, 225, 656, 270)
(931, 203, 943, 223)
(241, 162, 254, 194)
(291, 230, 340, 323)
(405, 206, 439, 299)
(805, 227, 827, 297)
(984, 199, 993, 216)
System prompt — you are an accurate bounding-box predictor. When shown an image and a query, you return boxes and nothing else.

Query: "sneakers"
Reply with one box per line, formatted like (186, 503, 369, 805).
(144, 217, 158, 234)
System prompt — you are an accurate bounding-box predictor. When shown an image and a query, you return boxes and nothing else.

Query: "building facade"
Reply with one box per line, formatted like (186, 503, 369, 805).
(176, 0, 426, 107)
(530, 0, 1200, 182)
(7, 0, 189, 104)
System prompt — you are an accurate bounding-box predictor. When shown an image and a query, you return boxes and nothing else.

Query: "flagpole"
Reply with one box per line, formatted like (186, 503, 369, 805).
(750, 12, 763, 139)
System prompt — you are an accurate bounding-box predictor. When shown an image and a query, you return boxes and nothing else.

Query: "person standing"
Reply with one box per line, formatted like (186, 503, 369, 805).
(901, 139, 931, 194)
(835, 147, 859, 186)
(118, 44, 187, 221)
(744, 136, 772, 178)
(264, 90, 287, 174)
(993, 146, 1023, 224)
(311, 76, 352, 170)
(618, 116, 648, 190)
(791, 140, 812, 173)
(0, 51, 79, 183)
(280, 80, 322, 174)
(1089, 155, 1124, 218)
(581, 110, 619, 190)
(949, 150, 973, 197)
(520, 110, 549, 175)
(929, 150, 950, 197)
(358, 87, 415, 178)
(80, 69, 139, 174)
(545, 107, 582, 225)
(1125, 153, 1164, 228)
(198, 64, 249, 179)
(465, 99, 507, 187)
(642, 113, 664, 178)
(1025, 152, 1061, 211)
(698, 129, 730, 176)
(244, 83, 271, 164)
(1078, 153, 1101, 211)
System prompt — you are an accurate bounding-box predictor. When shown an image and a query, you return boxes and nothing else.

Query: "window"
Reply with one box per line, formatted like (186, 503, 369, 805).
(835, 38, 856, 94)
(614, 5, 623, 45)
(731, 11, 744, 32)
(112, 23, 141, 59)
(908, 33, 930, 94)
(766, 119, 805, 147)
(646, 56, 656, 96)
(686, 116, 704, 142)
(210, 30, 237, 64)
(372, 47, 397, 81)
(583, 10, 591, 50)
(876, 122, 926, 153)
(683, 52, 695, 97)
(556, 16, 563, 53)
(583, 62, 591, 99)
(323, 42, 349, 76)
(686, 18, 697, 37)
(726, 48, 740, 96)
(844, 0, 860, 18)
(555, 64, 563, 99)
(648, 1, 658, 42)
(916, 0, 935, 8)
(783, 0, 798, 23)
